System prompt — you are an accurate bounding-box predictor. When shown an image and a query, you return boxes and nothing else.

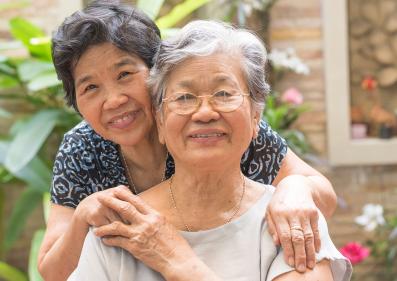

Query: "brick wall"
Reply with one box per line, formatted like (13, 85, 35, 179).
(270, 1, 397, 279)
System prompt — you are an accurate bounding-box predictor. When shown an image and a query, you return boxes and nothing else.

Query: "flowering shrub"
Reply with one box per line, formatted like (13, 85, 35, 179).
(263, 87, 309, 156)
(353, 203, 397, 280)
(340, 242, 370, 265)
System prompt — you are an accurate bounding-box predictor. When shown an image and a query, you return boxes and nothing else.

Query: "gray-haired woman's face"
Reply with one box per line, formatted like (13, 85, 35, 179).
(156, 53, 260, 169)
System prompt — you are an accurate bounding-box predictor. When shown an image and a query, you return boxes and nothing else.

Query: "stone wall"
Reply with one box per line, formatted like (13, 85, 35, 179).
(270, 0, 397, 279)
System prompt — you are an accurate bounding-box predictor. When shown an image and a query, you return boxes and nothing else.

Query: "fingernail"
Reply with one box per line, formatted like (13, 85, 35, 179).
(288, 257, 294, 267)
(308, 261, 314, 269)
(272, 235, 278, 243)
(298, 264, 306, 272)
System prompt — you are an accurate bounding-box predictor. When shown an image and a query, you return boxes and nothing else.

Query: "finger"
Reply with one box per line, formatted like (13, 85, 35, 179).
(301, 218, 316, 269)
(290, 222, 306, 272)
(114, 187, 157, 215)
(275, 218, 295, 268)
(94, 221, 131, 238)
(266, 212, 280, 245)
(97, 194, 142, 223)
(310, 211, 321, 253)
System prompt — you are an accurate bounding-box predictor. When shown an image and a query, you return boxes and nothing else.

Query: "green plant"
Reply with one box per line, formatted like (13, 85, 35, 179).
(0, 0, 214, 279)
(263, 91, 310, 156)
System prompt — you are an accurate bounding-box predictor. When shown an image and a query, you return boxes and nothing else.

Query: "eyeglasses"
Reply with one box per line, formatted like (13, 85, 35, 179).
(162, 91, 250, 115)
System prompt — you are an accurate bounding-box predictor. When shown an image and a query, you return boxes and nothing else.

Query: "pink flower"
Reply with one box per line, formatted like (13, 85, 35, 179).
(340, 242, 370, 265)
(281, 87, 303, 105)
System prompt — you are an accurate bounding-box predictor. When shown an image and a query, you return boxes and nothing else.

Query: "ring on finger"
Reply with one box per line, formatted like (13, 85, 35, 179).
(290, 225, 304, 232)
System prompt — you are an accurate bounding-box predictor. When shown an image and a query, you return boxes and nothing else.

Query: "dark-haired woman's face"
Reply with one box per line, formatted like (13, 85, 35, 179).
(73, 43, 155, 146)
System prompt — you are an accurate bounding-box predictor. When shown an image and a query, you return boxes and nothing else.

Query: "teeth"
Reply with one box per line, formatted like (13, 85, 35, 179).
(191, 133, 224, 138)
(111, 113, 133, 124)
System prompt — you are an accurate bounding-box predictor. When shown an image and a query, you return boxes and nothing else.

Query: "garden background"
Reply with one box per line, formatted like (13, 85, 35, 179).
(0, 0, 396, 280)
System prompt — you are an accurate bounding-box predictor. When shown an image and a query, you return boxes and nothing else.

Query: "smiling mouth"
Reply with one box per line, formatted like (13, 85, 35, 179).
(190, 133, 226, 138)
(108, 110, 140, 128)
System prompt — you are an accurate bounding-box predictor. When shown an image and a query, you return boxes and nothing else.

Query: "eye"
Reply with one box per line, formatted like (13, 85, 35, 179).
(118, 71, 132, 80)
(172, 93, 196, 102)
(213, 90, 233, 98)
(84, 84, 98, 93)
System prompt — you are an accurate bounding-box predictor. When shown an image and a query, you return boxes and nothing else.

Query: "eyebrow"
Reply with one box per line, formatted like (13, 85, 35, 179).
(75, 75, 93, 89)
(113, 58, 138, 70)
(75, 58, 139, 88)
(175, 74, 238, 89)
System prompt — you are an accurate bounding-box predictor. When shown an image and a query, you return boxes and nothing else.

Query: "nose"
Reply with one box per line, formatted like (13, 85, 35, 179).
(191, 97, 220, 123)
(103, 89, 129, 110)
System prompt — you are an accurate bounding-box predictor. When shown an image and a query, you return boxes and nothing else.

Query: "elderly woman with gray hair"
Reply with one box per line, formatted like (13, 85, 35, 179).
(69, 20, 352, 281)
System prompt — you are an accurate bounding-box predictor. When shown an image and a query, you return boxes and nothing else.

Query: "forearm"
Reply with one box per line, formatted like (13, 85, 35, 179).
(277, 174, 336, 218)
(164, 257, 223, 281)
(38, 213, 89, 281)
(306, 175, 336, 218)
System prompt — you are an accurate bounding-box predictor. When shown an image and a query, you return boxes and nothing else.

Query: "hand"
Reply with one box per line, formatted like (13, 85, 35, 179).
(93, 187, 198, 279)
(266, 175, 321, 272)
(75, 186, 125, 227)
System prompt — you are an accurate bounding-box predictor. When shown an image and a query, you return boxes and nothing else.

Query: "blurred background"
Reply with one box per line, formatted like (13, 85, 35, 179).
(0, 0, 396, 280)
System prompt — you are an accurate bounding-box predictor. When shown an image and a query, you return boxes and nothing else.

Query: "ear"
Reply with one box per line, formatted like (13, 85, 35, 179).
(252, 110, 261, 140)
(155, 109, 166, 145)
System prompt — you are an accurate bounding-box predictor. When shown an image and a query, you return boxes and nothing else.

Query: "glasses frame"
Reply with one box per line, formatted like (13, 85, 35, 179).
(161, 92, 250, 116)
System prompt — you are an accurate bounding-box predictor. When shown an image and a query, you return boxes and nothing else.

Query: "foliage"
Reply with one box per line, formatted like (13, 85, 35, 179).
(0, 0, 213, 279)
(353, 203, 397, 280)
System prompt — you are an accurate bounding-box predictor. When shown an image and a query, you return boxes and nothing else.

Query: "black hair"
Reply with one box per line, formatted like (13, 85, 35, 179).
(52, 0, 161, 111)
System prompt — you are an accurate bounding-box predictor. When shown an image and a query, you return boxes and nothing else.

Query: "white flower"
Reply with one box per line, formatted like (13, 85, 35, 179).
(268, 48, 310, 75)
(355, 204, 386, 231)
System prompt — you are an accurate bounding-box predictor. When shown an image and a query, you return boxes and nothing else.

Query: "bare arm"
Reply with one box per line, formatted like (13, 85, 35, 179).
(38, 204, 89, 281)
(38, 188, 122, 281)
(266, 149, 337, 272)
(272, 149, 337, 217)
(272, 260, 333, 281)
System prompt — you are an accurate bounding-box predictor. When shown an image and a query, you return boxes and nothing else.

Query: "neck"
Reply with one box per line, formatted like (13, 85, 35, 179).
(170, 164, 245, 230)
(120, 129, 167, 192)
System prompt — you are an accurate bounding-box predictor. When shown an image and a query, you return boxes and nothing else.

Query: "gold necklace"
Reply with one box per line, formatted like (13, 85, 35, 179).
(120, 148, 167, 195)
(168, 174, 246, 232)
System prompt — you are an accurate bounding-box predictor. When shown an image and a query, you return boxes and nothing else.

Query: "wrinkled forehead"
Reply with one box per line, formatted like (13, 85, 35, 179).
(164, 54, 248, 94)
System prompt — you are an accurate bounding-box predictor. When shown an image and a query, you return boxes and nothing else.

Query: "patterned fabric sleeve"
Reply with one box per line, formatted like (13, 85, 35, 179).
(241, 119, 288, 184)
(51, 132, 92, 208)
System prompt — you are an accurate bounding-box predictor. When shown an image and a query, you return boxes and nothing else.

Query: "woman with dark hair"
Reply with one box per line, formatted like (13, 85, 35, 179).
(38, 1, 337, 280)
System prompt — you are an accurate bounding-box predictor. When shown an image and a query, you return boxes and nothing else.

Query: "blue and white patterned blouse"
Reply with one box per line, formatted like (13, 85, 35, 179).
(51, 120, 287, 208)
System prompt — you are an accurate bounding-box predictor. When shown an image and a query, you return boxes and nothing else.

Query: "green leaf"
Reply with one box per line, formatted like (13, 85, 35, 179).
(14, 157, 52, 192)
(137, 0, 165, 20)
(4, 188, 42, 250)
(27, 71, 61, 91)
(0, 74, 19, 89)
(0, 140, 51, 190)
(29, 229, 45, 281)
(5, 109, 62, 173)
(0, 62, 17, 76)
(42, 192, 50, 224)
(159, 28, 180, 38)
(156, 0, 212, 29)
(0, 261, 27, 281)
(17, 60, 54, 82)
(0, 0, 30, 12)
(9, 18, 52, 61)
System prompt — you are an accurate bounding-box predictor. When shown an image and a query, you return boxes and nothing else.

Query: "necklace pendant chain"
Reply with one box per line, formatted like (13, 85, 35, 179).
(168, 174, 246, 232)
(120, 147, 167, 195)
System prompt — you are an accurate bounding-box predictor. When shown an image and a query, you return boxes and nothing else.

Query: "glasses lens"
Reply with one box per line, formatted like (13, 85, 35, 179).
(211, 91, 244, 112)
(167, 93, 198, 115)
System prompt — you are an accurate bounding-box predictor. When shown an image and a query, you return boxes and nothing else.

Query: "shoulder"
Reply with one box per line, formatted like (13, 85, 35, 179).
(241, 120, 288, 184)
